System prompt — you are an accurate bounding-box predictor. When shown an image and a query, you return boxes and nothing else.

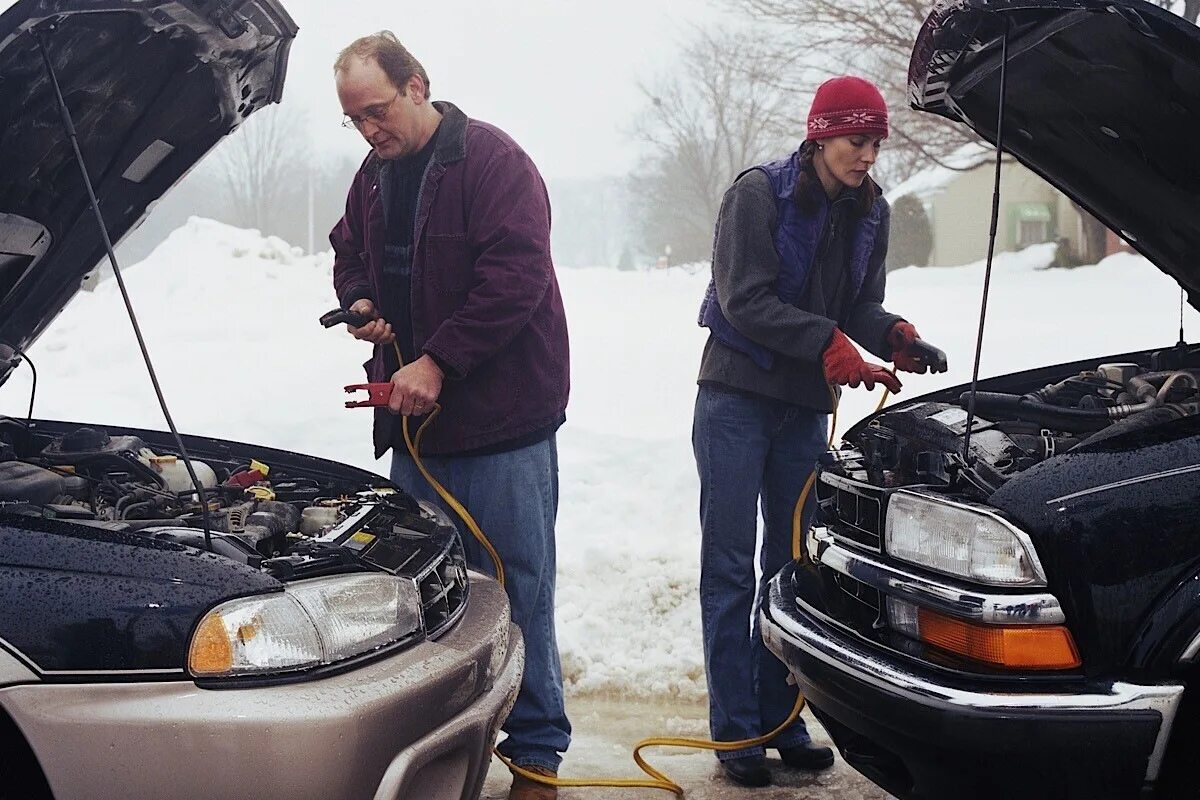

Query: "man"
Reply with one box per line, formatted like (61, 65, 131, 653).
(329, 32, 570, 800)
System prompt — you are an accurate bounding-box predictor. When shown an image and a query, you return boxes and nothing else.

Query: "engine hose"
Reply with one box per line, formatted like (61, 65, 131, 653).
(1116, 370, 1200, 404)
(1024, 372, 1110, 403)
(1156, 371, 1199, 403)
(1073, 405, 1189, 449)
(1024, 380, 1066, 403)
(120, 499, 158, 520)
(1127, 376, 1158, 403)
(1137, 369, 1200, 384)
(393, 336, 895, 795)
(960, 391, 1155, 432)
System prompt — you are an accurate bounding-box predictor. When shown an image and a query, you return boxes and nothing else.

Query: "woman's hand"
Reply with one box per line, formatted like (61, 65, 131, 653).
(887, 321, 927, 374)
(822, 329, 902, 393)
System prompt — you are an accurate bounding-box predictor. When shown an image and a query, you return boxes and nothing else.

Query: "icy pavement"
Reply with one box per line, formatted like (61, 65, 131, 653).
(482, 696, 893, 800)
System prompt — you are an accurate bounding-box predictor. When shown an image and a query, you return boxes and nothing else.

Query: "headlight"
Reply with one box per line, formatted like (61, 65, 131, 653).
(189, 574, 423, 678)
(884, 491, 1046, 586)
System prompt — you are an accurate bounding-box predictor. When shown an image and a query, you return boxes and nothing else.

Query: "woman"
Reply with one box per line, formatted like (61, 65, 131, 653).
(693, 75, 929, 788)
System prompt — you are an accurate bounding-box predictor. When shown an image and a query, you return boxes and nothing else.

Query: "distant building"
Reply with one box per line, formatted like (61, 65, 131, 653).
(885, 144, 1098, 267)
(1105, 228, 1137, 258)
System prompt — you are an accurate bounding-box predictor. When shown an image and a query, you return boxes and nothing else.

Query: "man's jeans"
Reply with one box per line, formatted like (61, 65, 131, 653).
(693, 385, 827, 762)
(391, 436, 571, 772)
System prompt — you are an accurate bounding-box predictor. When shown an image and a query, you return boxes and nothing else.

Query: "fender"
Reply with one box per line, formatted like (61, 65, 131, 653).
(1126, 562, 1200, 672)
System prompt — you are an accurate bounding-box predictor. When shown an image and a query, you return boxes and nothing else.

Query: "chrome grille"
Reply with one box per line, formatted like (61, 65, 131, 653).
(832, 570, 882, 615)
(816, 473, 883, 551)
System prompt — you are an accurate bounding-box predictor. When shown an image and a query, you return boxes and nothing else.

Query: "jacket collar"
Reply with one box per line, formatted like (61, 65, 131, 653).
(366, 100, 468, 182)
(429, 100, 468, 165)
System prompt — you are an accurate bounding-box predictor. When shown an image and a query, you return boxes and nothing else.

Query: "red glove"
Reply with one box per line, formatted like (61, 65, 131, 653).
(822, 329, 902, 393)
(888, 321, 927, 374)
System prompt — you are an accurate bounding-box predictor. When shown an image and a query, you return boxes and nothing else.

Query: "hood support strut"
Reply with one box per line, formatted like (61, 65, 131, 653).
(34, 27, 214, 552)
(962, 19, 1013, 464)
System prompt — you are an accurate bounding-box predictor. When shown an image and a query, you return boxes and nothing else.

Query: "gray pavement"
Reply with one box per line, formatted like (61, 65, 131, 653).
(482, 695, 894, 800)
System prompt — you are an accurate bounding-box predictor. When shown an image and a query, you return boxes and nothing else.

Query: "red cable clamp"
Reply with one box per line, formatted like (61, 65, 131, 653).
(344, 383, 393, 408)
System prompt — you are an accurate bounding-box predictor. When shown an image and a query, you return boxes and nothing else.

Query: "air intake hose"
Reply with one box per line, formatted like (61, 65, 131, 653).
(959, 391, 1156, 432)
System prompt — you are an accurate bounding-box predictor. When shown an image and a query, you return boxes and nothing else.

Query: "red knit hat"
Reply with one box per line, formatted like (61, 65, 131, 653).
(806, 76, 889, 141)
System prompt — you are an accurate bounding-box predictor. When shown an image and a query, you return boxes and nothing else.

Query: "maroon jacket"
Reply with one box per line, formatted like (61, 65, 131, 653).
(330, 102, 570, 457)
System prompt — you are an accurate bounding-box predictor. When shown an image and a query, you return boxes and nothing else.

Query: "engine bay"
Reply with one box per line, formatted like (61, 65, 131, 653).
(0, 418, 466, 602)
(832, 358, 1200, 498)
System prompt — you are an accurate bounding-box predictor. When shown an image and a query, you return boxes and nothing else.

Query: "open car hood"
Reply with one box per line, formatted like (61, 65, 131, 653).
(909, 0, 1200, 309)
(0, 0, 296, 385)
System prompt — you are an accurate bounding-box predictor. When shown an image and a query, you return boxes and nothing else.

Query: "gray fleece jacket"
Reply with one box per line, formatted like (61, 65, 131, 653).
(697, 169, 902, 413)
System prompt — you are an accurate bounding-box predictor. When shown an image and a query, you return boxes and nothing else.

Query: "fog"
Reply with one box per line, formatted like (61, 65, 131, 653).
(279, 0, 725, 181)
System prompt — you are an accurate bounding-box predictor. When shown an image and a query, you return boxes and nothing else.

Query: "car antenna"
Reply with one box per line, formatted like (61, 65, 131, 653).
(1180, 287, 1187, 347)
(34, 29, 215, 552)
(962, 18, 1012, 465)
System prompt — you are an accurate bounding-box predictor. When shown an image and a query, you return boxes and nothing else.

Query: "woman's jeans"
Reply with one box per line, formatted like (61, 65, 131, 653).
(693, 385, 827, 762)
(391, 437, 570, 772)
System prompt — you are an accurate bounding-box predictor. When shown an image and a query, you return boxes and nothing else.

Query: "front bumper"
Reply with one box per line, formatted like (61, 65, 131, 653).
(1, 572, 523, 800)
(762, 562, 1182, 800)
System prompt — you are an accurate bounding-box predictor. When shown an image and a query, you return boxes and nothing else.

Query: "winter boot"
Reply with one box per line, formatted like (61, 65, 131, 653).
(508, 765, 558, 800)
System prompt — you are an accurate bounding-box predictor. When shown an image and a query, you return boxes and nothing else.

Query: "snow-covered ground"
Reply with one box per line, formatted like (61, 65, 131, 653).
(2, 218, 1197, 699)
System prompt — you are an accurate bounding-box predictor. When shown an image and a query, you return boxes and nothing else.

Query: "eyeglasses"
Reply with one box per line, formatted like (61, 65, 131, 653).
(341, 91, 401, 130)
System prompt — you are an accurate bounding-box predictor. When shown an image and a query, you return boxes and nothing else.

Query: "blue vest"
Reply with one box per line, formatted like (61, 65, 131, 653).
(697, 150, 885, 370)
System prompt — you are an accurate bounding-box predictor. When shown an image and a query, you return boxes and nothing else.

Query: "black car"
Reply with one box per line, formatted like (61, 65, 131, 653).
(762, 2, 1200, 799)
(0, 3, 521, 799)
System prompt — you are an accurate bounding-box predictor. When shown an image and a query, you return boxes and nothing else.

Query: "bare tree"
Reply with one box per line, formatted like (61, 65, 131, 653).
(727, 0, 1199, 263)
(215, 104, 311, 235)
(631, 29, 799, 263)
(727, 0, 983, 187)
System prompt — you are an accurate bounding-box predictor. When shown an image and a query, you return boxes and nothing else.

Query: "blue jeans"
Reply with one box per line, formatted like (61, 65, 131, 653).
(390, 437, 570, 772)
(693, 385, 827, 761)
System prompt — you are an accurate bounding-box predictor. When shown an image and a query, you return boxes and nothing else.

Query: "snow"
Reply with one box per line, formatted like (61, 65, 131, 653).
(3, 218, 1198, 700)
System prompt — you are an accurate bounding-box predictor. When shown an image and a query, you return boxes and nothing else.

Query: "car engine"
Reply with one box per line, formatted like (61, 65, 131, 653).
(834, 362, 1200, 497)
(0, 421, 467, 628)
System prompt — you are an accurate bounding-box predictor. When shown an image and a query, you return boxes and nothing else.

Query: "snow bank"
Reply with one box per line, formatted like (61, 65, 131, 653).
(3, 218, 1197, 699)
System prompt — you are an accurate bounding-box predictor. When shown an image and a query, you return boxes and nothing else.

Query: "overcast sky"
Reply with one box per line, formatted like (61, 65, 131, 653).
(279, 0, 727, 181)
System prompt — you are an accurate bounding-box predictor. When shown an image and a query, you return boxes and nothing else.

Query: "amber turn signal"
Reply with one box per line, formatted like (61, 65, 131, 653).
(917, 606, 1081, 670)
(189, 613, 234, 675)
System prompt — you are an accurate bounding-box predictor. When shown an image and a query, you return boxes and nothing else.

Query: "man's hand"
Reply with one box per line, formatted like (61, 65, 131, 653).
(387, 355, 445, 416)
(347, 299, 395, 345)
(822, 328, 903, 393)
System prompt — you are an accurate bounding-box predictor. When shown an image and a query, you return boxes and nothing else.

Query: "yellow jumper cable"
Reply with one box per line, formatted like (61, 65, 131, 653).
(391, 341, 506, 586)
(393, 335, 894, 795)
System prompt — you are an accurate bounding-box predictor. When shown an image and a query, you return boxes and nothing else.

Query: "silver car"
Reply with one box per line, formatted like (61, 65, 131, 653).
(0, 1, 522, 798)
